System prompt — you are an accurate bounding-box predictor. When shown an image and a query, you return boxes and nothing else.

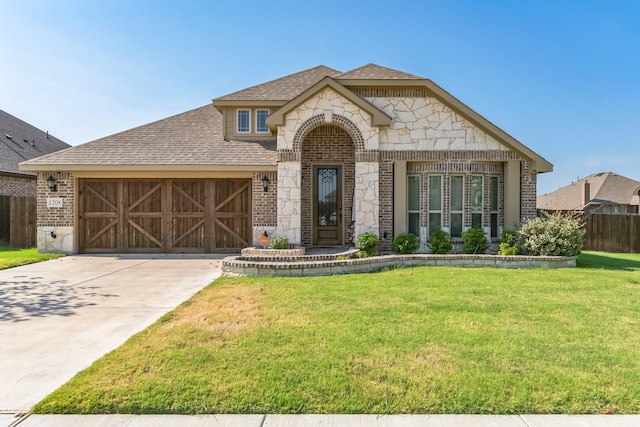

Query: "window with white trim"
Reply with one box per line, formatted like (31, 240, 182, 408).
(237, 109, 250, 133)
(407, 175, 420, 236)
(428, 175, 442, 236)
(450, 175, 464, 238)
(490, 176, 499, 238)
(471, 175, 483, 229)
(256, 109, 270, 133)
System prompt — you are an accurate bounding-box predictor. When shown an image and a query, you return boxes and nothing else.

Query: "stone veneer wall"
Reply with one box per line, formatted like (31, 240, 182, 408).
(300, 125, 355, 246)
(36, 172, 74, 253)
(252, 172, 277, 245)
(0, 175, 36, 197)
(276, 162, 301, 244)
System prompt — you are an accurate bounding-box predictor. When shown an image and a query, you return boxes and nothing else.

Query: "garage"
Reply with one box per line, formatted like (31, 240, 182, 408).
(78, 178, 251, 253)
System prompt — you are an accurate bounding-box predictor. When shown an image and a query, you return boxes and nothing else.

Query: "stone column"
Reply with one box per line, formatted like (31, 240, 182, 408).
(354, 162, 379, 237)
(276, 162, 302, 245)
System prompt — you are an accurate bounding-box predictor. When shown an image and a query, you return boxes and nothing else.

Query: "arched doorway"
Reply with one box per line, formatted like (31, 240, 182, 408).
(300, 124, 355, 246)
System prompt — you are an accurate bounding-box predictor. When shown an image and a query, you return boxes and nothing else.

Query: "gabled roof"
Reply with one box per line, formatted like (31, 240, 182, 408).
(21, 105, 276, 172)
(213, 65, 341, 104)
(337, 63, 423, 80)
(266, 77, 392, 128)
(0, 109, 69, 177)
(537, 172, 640, 211)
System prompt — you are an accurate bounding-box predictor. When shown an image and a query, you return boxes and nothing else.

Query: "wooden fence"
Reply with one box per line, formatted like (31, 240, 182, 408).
(583, 214, 640, 253)
(0, 195, 37, 248)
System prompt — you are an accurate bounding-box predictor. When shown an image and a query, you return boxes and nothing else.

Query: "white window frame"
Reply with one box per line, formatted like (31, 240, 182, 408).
(256, 109, 270, 133)
(237, 109, 251, 133)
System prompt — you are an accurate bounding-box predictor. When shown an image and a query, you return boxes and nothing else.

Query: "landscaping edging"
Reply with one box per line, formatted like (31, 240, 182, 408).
(222, 254, 577, 277)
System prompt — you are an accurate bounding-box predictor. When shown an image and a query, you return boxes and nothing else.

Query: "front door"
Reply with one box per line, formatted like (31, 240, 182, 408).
(313, 166, 342, 246)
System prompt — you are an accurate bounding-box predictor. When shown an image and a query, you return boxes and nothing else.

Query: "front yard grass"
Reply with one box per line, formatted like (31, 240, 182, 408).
(34, 251, 640, 414)
(0, 242, 63, 270)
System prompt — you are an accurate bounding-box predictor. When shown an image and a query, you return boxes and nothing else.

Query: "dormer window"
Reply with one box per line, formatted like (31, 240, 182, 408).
(237, 109, 250, 133)
(256, 109, 270, 133)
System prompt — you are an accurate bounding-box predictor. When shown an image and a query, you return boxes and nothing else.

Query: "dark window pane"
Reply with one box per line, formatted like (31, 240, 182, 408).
(408, 213, 420, 236)
(451, 213, 463, 238)
(472, 213, 482, 229)
(451, 176, 463, 211)
(428, 213, 441, 235)
(491, 213, 498, 238)
(429, 176, 441, 211)
(408, 175, 420, 211)
(490, 176, 499, 211)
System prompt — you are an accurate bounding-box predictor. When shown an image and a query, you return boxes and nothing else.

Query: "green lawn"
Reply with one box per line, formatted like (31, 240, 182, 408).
(0, 242, 63, 270)
(34, 251, 640, 415)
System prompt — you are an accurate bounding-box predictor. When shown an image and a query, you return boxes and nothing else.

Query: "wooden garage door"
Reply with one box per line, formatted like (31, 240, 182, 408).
(78, 179, 251, 253)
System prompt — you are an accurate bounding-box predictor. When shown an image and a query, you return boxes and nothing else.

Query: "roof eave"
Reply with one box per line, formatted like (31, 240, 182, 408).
(19, 164, 277, 172)
(211, 100, 288, 113)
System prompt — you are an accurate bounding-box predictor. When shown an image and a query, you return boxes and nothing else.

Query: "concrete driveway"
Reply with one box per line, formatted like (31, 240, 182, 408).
(0, 254, 225, 412)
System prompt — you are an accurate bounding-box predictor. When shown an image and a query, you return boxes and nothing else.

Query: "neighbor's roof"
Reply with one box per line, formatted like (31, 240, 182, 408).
(336, 63, 423, 80)
(537, 172, 640, 211)
(21, 105, 276, 171)
(0, 109, 69, 176)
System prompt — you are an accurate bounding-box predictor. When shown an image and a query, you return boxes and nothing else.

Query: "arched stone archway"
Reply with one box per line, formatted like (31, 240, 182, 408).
(293, 113, 365, 153)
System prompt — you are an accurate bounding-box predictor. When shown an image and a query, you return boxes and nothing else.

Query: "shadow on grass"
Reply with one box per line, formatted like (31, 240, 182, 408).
(577, 252, 640, 271)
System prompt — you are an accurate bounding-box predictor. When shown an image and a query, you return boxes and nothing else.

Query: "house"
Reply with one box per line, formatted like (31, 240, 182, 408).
(537, 172, 640, 214)
(1, 110, 70, 245)
(1, 110, 70, 197)
(20, 64, 552, 254)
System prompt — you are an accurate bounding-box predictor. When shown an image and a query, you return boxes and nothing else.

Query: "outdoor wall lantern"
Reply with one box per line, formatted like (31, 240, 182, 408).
(262, 175, 269, 192)
(46, 175, 58, 192)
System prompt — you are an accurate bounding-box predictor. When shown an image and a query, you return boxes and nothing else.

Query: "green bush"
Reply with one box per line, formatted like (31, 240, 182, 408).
(519, 212, 585, 256)
(498, 230, 519, 255)
(354, 250, 369, 259)
(355, 232, 380, 256)
(391, 233, 420, 254)
(428, 228, 453, 254)
(269, 235, 289, 250)
(461, 227, 488, 254)
(498, 242, 518, 256)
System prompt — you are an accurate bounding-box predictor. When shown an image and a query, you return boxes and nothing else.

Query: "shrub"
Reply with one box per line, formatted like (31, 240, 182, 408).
(391, 233, 420, 254)
(498, 230, 519, 256)
(354, 250, 369, 259)
(428, 228, 453, 254)
(461, 227, 488, 254)
(269, 235, 289, 250)
(518, 212, 585, 256)
(498, 242, 518, 256)
(355, 232, 380, 256)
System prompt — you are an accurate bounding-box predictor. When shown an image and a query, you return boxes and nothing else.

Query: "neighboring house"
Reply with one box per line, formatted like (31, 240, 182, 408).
(20, 64, 552, 254)
(1, 109, 70, 197)
(537, 172, 640, 214)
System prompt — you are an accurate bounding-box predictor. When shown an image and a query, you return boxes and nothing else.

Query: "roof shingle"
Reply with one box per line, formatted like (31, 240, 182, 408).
(337, 63, 424, 80)
(0, 110, 69, 176)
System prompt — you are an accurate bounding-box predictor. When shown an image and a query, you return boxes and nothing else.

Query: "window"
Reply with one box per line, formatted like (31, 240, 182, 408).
(490, 176, 499, 238)
(450, 175, 464, 238)
(256, 109, 270, 133)
(471, 175, 483, 229)
(407, 175, 420, 236)
(428, 175, 442, 236)
(237, 109, 250, 133)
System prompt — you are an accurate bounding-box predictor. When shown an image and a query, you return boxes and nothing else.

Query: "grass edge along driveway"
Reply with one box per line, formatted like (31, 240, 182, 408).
(0, 244, 62, 270)
(34, 252, 640, 415)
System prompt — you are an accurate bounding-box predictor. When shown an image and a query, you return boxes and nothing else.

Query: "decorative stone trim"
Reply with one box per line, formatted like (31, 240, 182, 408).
(407, 162, 504, 174)
(380, 150, 521, 161)
(241, 246, 306, 259)
(222, 254, 577, 277)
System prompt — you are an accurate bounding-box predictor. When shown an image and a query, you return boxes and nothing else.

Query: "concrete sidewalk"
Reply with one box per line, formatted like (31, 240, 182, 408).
(4, 414, 639, 426)
(0, 254, 225, 412)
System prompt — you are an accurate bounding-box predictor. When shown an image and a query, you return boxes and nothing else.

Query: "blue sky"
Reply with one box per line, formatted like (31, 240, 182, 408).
(1, 0, 638, 194)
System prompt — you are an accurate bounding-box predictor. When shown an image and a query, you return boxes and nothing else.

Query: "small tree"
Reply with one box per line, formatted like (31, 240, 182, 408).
(356, 232, 380, 256)
(391, 233, 420, 254)
(428, 228, 453, 254)
(461, 227, 488, 254)
(519, 212, 585, 256)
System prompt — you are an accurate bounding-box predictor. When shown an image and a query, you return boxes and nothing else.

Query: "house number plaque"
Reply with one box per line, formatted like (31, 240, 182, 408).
(47, 198, 63, 208)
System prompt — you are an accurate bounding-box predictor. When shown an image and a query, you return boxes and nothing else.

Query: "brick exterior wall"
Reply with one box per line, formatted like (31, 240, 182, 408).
(252, 172, 277, 227)
(36, 172, 74, 227)
(300, 125, 355, 246)
(0, 175, 36, 197)
(520, 160, 537, 220)
(378, 160, 393, 251)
